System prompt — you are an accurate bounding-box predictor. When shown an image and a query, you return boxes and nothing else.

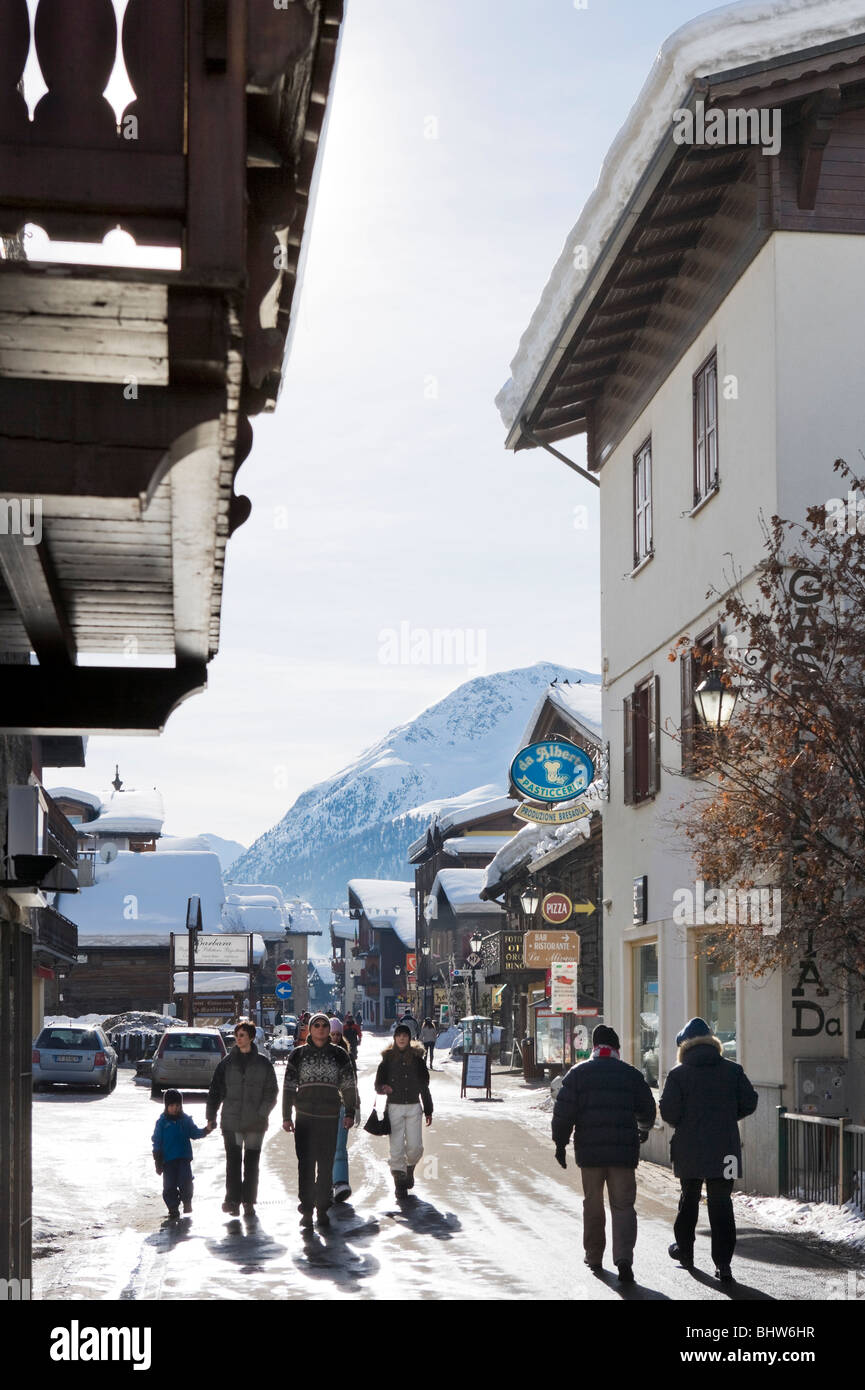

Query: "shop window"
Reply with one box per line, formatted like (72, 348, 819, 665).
(693, 351, 718, 506)
(696, 934, 737, 1061)
(634, 942, 659, 1087)
(633, 436, 653, 566)
(623, 674, 660, 804)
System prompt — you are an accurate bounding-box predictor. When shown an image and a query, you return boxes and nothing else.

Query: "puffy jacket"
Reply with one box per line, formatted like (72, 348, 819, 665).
(282, 1040, 357, 1122)
(552, 1056, 656, 1168)
(659, 1036, 758, 1179)
(206, 1043, 278, 1134)
(375, 1042, 433, 1115)
(152, 1111, 207, 1162)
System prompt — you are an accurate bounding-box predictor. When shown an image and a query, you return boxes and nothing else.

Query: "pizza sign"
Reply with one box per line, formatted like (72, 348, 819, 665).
(542, 892, 572, 924)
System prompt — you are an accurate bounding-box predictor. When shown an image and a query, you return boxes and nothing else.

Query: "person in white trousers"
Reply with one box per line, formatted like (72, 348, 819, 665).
(375, 1024, 433, 1196)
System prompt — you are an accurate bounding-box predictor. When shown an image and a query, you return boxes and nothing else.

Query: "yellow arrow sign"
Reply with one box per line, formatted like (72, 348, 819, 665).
(572, 901, 596, 915)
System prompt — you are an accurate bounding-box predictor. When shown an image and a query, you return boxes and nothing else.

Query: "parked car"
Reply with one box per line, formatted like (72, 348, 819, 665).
(33, 1024, 118, 1093)
(150, 1027, 227, 1096)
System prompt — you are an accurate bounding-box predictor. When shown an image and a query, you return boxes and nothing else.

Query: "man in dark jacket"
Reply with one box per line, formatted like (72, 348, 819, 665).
(206, 1018, 279, 1218)
(552, 1024, 656, 1283)
(660, 1016, 758, 1282)
(282, 1012, 357, 1229)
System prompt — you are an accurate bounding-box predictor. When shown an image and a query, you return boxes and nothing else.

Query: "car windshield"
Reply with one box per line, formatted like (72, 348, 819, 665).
(162, 1033, 222, 1052)
(37, 1029, 99, 1050)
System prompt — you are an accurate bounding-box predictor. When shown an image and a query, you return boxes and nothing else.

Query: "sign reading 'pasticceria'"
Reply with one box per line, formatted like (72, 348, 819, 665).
(509, 740, 595, 803)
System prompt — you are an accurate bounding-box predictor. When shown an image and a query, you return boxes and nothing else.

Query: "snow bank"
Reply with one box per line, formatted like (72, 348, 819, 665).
(734, 1193, 865, 1256)
(497, 0, 865, 435)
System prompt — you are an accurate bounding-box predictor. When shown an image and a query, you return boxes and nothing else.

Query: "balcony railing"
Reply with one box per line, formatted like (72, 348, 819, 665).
(34, 904, 79, 964)
(7, 783, 79, 890)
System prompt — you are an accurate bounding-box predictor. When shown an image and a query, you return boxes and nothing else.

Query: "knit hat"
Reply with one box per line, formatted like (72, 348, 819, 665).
(163, 1089, 182, 1107)
(329, 1017, 344, 1035)
(592, 1024, 620, 1050)
(308, 1012, 331, 1029)
(676, 1017, 712, 1047)
(393, 1023, 412, 1039)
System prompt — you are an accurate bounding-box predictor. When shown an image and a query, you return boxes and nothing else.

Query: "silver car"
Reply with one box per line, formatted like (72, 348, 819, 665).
(33, 1025, 118, 1093)
(151, 1028, 226, 1096)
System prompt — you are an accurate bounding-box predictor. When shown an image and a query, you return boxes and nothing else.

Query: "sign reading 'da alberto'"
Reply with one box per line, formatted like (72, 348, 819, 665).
(510, 741, 595, 802)
(523, 930, 581, 968)
(172, 934, 250, 968)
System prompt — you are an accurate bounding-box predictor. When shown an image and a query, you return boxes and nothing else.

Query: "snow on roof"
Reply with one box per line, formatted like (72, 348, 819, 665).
(78, 786, 165, 836)
(285, 900, 323, 936)
(224, 882, 288, 908)
(55, 849, 225, 937)
(221, 900, 286, 938)
(48, 786, 102, 813)
(519, 681, 603, 754)
(156, 835, 211, 853)
(430, 868, 507, 915)
(482, 796, 597, 896)
(348, 878, 415, 949)
(407, 791, 518, 859)
(442, 834, 516, 858)
(497, 0, 865, 435)
(330, 909, 356, 942)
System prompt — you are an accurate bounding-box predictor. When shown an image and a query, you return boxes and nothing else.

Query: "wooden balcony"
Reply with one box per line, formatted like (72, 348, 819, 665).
(0, 0, 344, 732)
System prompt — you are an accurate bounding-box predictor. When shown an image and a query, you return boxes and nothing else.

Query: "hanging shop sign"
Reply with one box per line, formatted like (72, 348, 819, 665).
(551, 961, 578, 1014)
(524, 929, 581, 968)
(170, 933, 250, 968)
(541, 892, 572, 924)
(509, 740, 595, 803)
(514, 799, 595, 825)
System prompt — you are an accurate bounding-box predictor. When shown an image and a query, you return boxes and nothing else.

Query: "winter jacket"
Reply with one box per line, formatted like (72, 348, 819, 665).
(206, 1043, 279, 1134)
(375, 1042, 433, 1115)
(420, 1024, 437, 1045)
(659, 1036, 758, 1180)
(152, 1111, 208, 1162)
(552, 1056, 656, 1168)
(343, 1020, 362, 1044)
(397, 1014, 419, 1040)
(282, 1040, 357, 1122)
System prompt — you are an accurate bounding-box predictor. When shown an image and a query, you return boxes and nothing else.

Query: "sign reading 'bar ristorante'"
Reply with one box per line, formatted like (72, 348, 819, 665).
(523, 930, 581, 968)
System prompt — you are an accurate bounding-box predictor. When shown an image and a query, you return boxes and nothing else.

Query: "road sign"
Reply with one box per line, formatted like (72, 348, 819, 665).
(276, 962, 293, 981)
(541, 892, 572, 924)
(466, 952, 481, 968)
(572, 901, 596, 916)
(275, 981, 293, 999)
(261, 995, 278, 1008)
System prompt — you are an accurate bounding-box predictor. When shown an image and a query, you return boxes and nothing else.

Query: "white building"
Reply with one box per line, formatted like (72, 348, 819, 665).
(498, 0, 865, 1191)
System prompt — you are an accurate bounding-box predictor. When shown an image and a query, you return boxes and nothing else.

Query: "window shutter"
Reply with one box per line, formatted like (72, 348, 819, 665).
(680, 651, 695, 776)
(623, 694, 634, 806)
(647, 675, 660, 797)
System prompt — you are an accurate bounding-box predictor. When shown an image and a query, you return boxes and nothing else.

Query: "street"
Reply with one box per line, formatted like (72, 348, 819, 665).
(30, 1041, 858, 1302)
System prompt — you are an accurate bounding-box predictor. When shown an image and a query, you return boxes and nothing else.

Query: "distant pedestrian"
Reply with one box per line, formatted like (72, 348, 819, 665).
(420, 1017, 437, 1070)
(375, 1024, 433, 1196)
(329, 1020, 358, 1203)
(206, 1018, 279, 1218)
(297, 1012, 311, 1046)
(343, 1014, 362, 1063)
(282, 1013, 357, 1229)
(151, 1089, 210, 1219)
(660, 1017, 758, 1282)
(396, 1009, 419, 1040)
(552, 1024, 656, 1283)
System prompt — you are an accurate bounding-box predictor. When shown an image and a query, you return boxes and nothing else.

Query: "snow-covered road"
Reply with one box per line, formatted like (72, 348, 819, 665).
(30, 1042, 860, 1301)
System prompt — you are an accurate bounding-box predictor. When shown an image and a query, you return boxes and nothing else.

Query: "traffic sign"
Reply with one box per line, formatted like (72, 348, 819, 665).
(276, 962, 293, 981)
(466, 952, 481, 968)
(275, 981, 293, 998)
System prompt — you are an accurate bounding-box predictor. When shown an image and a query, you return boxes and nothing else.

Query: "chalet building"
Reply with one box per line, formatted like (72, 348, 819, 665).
(498, 3, 865, 1189)
(329, 908, 362, 1017)
(347, 879, 415, 1029)
(0, 0, 346, 1280)
(223, 883, 320, 1017)
(480, 682, 604, 1064)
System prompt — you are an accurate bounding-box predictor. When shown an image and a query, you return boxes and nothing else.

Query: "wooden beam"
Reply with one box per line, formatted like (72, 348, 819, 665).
(644, 200, 723, 231)
(0, 534, 76, 664)
(798, 86, 842, 210)
(0, 147, 185, 218)
(0, 662, 208, 735)
(631, 231, 703, 258)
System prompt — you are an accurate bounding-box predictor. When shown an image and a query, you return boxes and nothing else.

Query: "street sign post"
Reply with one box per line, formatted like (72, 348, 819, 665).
(275, 981, 293, 999)
(276, 962, 293, 982)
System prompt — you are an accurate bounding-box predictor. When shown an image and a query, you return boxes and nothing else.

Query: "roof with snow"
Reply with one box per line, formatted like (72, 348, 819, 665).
(347, 879, 416, 949)
(520, 682, 603, 750)
(429, 868, 507, 915)
(482, 792, 599, 897)
(441, 834, 517, 858)
(75, 786, 165, 837)
(55, 849, 225, 938)
(330, 909, 356, 943)
(407, 792, 519, 860)
(48, 786, 102, 814)
(497, 0, 865, 445)
(157, 836, 211, 853)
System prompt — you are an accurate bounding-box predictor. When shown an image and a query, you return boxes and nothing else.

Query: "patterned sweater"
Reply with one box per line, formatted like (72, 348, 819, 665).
(282, 1040, 357, 1122)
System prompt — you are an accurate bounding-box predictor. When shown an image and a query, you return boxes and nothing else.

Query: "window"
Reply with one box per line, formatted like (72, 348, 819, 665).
(693, 352, 718, 505)
(634, 943, 659, 1087)
(623, 674, 660, 804)
(696, 935, 737, 1061)
(680, 623, 722, 776)
(633, 437, 653, 566)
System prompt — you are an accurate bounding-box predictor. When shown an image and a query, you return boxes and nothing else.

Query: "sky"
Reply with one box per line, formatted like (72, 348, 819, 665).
(45, 0, 718, 847)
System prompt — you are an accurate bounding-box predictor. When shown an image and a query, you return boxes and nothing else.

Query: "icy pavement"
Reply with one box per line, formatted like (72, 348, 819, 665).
(30, 1041, 865, 1301)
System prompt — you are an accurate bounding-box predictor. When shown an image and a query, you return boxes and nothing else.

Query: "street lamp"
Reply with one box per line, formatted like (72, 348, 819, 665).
(694, 668, 739, 732)
(520, 887, 539, 919)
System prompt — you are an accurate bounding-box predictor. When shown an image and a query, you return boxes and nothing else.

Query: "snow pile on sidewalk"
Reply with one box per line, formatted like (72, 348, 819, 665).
(734, 1193, 865, 1256)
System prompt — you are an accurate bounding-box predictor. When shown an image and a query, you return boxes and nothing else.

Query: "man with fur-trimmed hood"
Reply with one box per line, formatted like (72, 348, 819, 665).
(375, 1024, 433, 1196)
(660, 1016, 758, 1283)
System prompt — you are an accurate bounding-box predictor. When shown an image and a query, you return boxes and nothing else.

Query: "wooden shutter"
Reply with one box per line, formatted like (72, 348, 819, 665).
(647, 675, 660, 797)
(680, 650, 695, 776)
(623, 694, 634, 805)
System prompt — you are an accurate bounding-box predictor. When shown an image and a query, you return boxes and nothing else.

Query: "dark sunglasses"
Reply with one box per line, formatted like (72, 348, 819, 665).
(311, 1021, 330, 1028)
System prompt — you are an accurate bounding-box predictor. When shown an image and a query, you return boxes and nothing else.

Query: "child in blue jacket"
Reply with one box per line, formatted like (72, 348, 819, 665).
(151, 1089, 211, 1218)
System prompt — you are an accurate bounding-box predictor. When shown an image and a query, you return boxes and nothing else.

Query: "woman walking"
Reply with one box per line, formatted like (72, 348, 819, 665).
(375, 1023, 433, 1196)
(420, 1017, 437, 1070)
(206, 1018, 278, 1218)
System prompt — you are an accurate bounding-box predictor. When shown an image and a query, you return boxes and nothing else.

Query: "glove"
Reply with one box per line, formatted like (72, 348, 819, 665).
(639, 1129, 650, 1144)
(555, 1146, 567, 1169)
(153, 1155, 164, 1175)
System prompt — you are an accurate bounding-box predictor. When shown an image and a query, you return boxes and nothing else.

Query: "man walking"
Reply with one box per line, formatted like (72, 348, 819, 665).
(282, 1012, 357, 1230)
(660, 1017, 758, 1282)
(552, 1024, 656, 1283)
(206, 1018, 279, 1218)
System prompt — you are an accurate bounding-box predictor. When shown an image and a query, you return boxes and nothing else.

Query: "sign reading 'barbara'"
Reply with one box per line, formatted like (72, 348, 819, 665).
(510, 740, 595, 802)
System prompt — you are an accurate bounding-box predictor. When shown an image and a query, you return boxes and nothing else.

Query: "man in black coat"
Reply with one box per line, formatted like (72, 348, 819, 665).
(552, 1024, 656, 1283)
(660, 1016, 758, 1282)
